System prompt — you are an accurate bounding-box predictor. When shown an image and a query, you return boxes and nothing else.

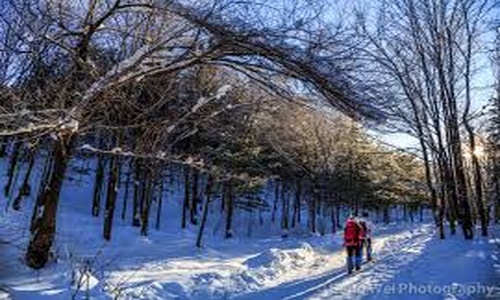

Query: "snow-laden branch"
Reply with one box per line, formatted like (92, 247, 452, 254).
(165, 84, 232, 135)
(0, 109, 70, 121)
(78, 144, 266, 184)
(0, 124, 59, 137)
(77, 15, 203, 112)
(0, 112, 78, 137)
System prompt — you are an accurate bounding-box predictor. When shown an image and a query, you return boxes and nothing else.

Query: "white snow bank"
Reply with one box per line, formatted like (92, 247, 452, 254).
(107, 241, 335, 299)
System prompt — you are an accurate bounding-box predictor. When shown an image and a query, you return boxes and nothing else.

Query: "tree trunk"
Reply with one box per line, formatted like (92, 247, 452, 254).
(336, 203, 341, 229)
(155, 177, 164, 230)
(271, 179, 279, 223)
(140, 176, 154, 236)
(292, 178, 301, 228)
(465, 127, 488, 236)
(132, 159, 141, 227)
(225, 181, 235, 239)
(26, 134, 74, 269)
(121, 164, 132, 221)
(91, 154, 106, 217)
(281, 182, 289, 238)
(309, 188, 317, 233)
(330, 206, 336, 233)
(190, 170, 199, 225)
(103, 154, 120, 240)
(196, 176, 213, 248)
(182, 166, 190, 229)
(442, 161, 458, 235)
(0, 137, 8, 157)
(318, 196, 325, 236)
(454, 151, 474, 240)
(4, 141, 21, 198)
(30, 152, 54, 233)
(383, 206, 390, 224)
(13, 148, 36, 210)
(493, 155, 500, 224)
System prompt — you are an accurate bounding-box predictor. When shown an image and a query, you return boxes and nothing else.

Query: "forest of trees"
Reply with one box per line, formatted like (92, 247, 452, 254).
(0, 0, 498, 271)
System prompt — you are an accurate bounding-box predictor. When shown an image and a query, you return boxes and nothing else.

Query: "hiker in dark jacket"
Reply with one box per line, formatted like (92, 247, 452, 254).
(357, 212, 374, 262)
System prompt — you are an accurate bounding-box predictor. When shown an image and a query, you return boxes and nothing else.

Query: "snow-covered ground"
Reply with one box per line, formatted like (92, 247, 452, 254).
(1, 211, 499, 300)
(0, 158, 499, 299)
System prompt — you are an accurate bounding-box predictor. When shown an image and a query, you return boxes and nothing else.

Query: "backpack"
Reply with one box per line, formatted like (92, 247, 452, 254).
(344, 220, 360, 246)
(358, 220, 368, 240)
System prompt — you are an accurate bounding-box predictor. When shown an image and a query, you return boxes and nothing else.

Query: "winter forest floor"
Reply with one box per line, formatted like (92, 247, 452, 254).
(0, 161, 498, 299)
(1, 212, 499, 300)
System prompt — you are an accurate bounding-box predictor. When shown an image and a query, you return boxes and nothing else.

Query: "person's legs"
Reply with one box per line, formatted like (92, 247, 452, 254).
(366, 238, 372, 261)
(355, 243, 362, 270)
(346, 246, 355, 273)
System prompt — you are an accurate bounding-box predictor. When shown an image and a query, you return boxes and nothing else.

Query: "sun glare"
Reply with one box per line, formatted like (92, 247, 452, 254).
(473, 146, 485, 158)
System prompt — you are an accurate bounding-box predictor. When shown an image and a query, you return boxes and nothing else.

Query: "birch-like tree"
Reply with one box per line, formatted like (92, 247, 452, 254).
(357, 0, 495, 239)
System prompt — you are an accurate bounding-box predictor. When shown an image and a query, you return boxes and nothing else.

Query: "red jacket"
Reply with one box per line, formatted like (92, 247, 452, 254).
(344, 218, 363, 247)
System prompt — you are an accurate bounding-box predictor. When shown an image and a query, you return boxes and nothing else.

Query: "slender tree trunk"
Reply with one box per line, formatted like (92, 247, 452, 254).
(132, 159, 144, 227)
(92, 154, 106, 217)
(442, 160, 458, 235)
(103, 153, 120, 241)
(196, 176, 213, 248)
(271, 179, 279, 223)
(292, 178, 301, 228)
(141, 175, 154, 236)
(323, 202, 328, 235)
(190, 170, 199, 225)
(155, 176, 164, 230)
(4, 141, 21, 198)
(26, 134, 74, 269)
(13, 148, 36, 210)
(493, 156, 500, 224)
(297, 185, 302, 225)
(383, 206, 390, 224)
(0, 137, 8, 157)
(444, 93, 474, 239)
(310, 185, 317, 233)
(462, 13, 487, 236)
(465, 128, 488, 236)
(132, 159, 142, 227)
(225, 181, 235, 239)
(336, 203, 341, 229)
(220, 178, 226, 213)
(454, 150, 474, 240)
(330, 206, 336, 233)
(281, 182, 289, 238)
(182, 166, 190, 229)
(121, 164, 132, 221)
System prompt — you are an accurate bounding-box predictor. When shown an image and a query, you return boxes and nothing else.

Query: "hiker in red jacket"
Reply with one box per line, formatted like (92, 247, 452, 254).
(343, 215, 364, 274)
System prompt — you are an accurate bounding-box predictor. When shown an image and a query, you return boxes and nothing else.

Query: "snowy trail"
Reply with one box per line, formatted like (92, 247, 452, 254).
(106, 223, 433, 300)
(2, 219, 498, 300)
(307, 226, 500, 300)
(306, 226, 434, 300)
(235, 224, 435, 300)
